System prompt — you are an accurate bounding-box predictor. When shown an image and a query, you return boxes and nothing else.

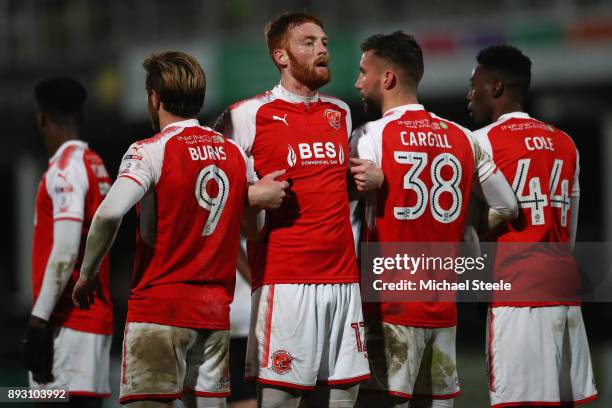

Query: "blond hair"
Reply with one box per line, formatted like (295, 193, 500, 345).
(143, 51, 206, 117)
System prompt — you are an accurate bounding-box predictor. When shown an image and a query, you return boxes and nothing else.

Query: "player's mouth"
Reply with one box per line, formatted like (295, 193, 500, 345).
(314, 59, 329, 69)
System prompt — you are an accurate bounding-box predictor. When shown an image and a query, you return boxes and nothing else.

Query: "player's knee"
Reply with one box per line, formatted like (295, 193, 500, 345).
(124, 400, 174, 408)
(409, 398, 453, 408)
(328, 383, 359, 408)
(257, 384, 301, 408)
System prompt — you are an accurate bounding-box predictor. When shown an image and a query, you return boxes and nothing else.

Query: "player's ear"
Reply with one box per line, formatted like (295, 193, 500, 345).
(37, 112, 45, 129)
(382, 70, 396, 90)
(273, 49, 289, 69)
(492, 80, 504, 99)
(149, 89, 161, 111)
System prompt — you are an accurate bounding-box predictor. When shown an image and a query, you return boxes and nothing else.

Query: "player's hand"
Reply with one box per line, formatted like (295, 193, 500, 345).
(72, 277, 97, 310)
(21, 316, 54, 383)
(248, 170, 290, 209)
(350, 158, 384, 192)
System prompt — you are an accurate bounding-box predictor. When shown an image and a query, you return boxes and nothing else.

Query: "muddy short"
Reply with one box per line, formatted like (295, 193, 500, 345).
(119, 322, 230, 404)
(361, 321, 460, 400)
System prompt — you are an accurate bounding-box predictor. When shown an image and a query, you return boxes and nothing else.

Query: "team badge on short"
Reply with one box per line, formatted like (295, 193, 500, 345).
(271, 350, 293, 375)
(325, 109, 342, 130)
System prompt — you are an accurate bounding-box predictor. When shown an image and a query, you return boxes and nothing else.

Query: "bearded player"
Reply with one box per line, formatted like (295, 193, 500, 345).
(351, 32, 518, 408)
(467, 44, 597, 407)
(72, 51, 288, 407)
(217, 11, 371, 408)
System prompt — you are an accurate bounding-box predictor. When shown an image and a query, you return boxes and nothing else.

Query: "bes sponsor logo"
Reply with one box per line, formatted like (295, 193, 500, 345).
(271, 350, 293, 375)
(287, 142, 345, 166)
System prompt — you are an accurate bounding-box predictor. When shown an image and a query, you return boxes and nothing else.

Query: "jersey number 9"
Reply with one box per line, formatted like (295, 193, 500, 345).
(195, 165, 229, 236)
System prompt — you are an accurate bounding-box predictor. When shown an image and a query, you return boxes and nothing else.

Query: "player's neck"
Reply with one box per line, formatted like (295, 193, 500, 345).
(280, 75, 318, 98)
(493, 101, 525, 122)
(45, 130, 78, 158)
(382, 93, 419, 116)
(158, 110, 196, 132)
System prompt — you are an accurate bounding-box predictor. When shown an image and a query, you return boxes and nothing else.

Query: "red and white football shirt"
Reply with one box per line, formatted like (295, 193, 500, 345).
(223, 84, 358, 289)
(354, 104, 496, 327)
(474, 112, 580, 306)
(118, 119, 251, 329)
(32, 140, 113, 334)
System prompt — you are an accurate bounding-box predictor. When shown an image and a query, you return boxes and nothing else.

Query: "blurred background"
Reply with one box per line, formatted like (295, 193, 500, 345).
(1, 0, 612, 406)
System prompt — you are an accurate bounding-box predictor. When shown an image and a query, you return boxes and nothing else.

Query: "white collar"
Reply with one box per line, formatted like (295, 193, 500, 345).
(50, 140, 87, 163)
(162, 118, 200, 132)
(497, 111, 531, 122)
(383, 103, 425, 117)
(273, 83, 319, 104)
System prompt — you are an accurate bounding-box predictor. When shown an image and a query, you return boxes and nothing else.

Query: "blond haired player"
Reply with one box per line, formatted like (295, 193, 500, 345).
(72, 51, 288, 408)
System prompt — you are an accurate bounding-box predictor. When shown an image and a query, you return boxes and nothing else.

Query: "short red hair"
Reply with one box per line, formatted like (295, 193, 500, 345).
(264, 11, 324, 67)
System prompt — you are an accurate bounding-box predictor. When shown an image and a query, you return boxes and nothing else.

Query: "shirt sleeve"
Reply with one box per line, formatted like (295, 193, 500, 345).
(571, 149, 580, 198)
(227, 103, 257, 156)
(227, 138, 257, 182)
(469, 129, 497, 183)
(47, 159, 88, 222)
(353, 124, 381, 167)
(117, 142, 161, 192)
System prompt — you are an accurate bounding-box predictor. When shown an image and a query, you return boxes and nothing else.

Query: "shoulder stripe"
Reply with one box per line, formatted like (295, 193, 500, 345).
(57, 145, 79, 170)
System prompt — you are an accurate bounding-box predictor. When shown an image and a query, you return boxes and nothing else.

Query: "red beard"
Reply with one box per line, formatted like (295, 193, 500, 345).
(287, 50, 331, 90)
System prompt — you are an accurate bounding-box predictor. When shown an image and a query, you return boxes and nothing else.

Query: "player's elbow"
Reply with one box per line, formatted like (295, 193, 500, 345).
(506, 198, 519, 220)
(493, 200, 519, 222)
(94, 201, 123, 225)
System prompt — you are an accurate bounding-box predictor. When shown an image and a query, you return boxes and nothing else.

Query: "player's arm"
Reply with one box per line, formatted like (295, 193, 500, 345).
(349, 124, 384, 196)
(72, 178, 144, 309)
(30, 221, 82, 323)
(236, 242, 251, 284)
(471, 133, 518, 232)
(246, 170, 289, 209)
(23, 165, 87, 383)
(569, 150, 580, 249)
(478, 171, 519, 230)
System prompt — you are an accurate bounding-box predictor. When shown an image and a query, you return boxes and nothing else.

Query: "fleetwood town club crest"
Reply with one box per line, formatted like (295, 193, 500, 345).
(325, 109, 341, 130)
(271, 350, 293, 375)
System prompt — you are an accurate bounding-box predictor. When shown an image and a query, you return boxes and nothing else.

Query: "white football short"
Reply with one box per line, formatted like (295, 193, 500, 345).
(487, 306, 598, 407)
(246, 283, 370, 389)
(29, 326, 112, 397)
(360, 322, 460, 400)
(119, 322, 230, 404)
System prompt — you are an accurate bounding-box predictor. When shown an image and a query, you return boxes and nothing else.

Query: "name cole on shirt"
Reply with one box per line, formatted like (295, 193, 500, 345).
(524, 136, 555, 152)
